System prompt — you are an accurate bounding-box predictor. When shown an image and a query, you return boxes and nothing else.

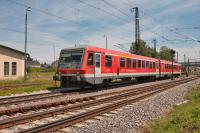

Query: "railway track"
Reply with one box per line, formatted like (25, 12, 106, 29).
(0, 77, 194, 116)
(0, 77, 197, 133)
(0, 79, 171, 106)
(0, 79, 138, 106)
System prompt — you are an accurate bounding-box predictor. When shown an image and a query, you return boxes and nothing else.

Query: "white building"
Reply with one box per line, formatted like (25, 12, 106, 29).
(0, 44, 25, 80)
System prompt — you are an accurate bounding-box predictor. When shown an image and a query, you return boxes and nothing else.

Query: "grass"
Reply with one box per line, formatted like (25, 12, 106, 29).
(143, 85, 200, 133)
(0, 84, 58, 96)
(0, 71, 60, 96)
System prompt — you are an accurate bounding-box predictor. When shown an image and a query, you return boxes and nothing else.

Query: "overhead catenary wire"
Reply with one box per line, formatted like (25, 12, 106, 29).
(98, 0, 171, 41)
(140, 9, 200, 43)
(6, 0, 132, 43)
(76, 0, 129, 22)
(6, 0, 181, 45)
(7, 0, 80, 25)
(101, 0, 131, 18)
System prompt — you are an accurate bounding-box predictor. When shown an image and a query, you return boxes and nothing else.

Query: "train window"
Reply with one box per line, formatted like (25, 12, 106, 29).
(87, 53, 94, 66)
(173, 65, 176, 69)
(138, 60, 141, 68)
(146, 61, 149, 68)
(153, 62, 155, 69)
(156, 63, 159, 69)
(105, 55, 112, 67)
(120, 58, 125, 67)
(142, 61, 145, 68)
(127, 58, 131, 68)
(150, 62, 153, 69)
(95, 54, 100, 68)
(132, 59, 136, 68)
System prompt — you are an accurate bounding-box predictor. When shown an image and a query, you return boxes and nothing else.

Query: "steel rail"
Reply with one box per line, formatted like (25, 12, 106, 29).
(0, 77, 194, 116)
(0, 77, 192, 106)
(18, 78, 194, 133)
(0, 77, 196, 130)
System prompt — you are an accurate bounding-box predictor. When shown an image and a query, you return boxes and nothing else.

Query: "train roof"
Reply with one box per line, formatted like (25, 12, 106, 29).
(61, 45, 181, 66)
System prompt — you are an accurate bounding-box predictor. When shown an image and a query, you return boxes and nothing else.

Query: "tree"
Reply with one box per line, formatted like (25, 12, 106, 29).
(130, 40, 175, 60)
(130, 39, 158, 58)
(159, 46, 175, 61)
(27, 54, 33, 61)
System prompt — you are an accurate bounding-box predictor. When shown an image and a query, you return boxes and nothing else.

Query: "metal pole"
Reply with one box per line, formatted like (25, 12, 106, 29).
(177, 52, 178, 63)
(104, 34, 107, 49)
(188, 58, 190, 73)
(171, 57, 174, 80)
(171, 50, 175, 80)
(131, 7, 140, 54)
(106, 36, 107, 49)
(184, 54, 186, 71)
(24, 7, 31, 81)
(153, 39, 156, 58)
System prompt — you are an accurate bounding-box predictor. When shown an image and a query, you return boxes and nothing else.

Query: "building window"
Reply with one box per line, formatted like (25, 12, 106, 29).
(4, 62, 9, 76)
(132, 59, 136, 68)
(87, 53, 93, 66)
(127, 58, 131, 68)
(105, 55, 112, 67)
(12, 62, 17, 75)
(138, 60, 141, 68)
(142, 60, 145, 68)
(120, 58, 125, 68)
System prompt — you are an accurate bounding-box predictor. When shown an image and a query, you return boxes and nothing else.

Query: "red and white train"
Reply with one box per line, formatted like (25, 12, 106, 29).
(55, 46, 182, 87)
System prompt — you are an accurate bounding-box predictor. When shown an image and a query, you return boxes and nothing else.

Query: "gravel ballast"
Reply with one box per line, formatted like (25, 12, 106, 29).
(68, 78, 200, 133)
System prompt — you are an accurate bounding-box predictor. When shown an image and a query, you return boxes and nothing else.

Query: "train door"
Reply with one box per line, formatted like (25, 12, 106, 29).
(94, 53, 102, 84)
(156, 60, 161, 78)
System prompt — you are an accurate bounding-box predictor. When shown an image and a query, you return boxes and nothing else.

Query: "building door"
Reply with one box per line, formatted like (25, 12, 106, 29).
(94, 53, 101, 84)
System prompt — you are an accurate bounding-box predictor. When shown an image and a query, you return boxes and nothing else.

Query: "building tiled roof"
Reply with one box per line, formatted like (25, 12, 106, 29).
(0, 44, 26, 55)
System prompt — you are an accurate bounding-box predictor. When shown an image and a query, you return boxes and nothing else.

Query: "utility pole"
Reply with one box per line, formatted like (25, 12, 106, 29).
(24, 7, 31, 81)
(187, 58, 190, 73)
(130, 7, 140, 54)
(104, 34, 107, 49)
(53, 45, 56, 64)
(171, 50, 175, 80)
(176, 52, 178, 63)
(153, 39, 156, 58)
(184, 54, 186, 71)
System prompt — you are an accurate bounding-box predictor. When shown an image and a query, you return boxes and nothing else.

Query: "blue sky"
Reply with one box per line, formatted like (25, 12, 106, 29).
(0, 0, 199, 63)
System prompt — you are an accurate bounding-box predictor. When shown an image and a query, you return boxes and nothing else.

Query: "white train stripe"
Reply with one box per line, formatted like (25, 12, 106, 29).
(81, 72, 181, 78)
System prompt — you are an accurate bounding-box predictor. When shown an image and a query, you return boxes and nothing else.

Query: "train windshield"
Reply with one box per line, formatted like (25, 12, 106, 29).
(59, 50, 83, 69)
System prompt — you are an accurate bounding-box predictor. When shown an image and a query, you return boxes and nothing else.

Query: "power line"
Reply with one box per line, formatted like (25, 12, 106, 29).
(140, 23, 170, 41)
(175, 27, 200, 30)
(7, 0, 172, 44)
(7, 0, 80, 25)
(0, 26, 24, 34)
(101, 0, 131, 18)
(140, 9, 200, 42)
(95, 1, 171, 41)
(7, 0, 132, 43)
(76, 0, 129, 22)
(99, 0, 171, 41)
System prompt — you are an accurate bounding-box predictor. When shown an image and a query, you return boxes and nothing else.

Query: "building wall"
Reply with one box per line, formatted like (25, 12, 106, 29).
(0, 47, 25, 80)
